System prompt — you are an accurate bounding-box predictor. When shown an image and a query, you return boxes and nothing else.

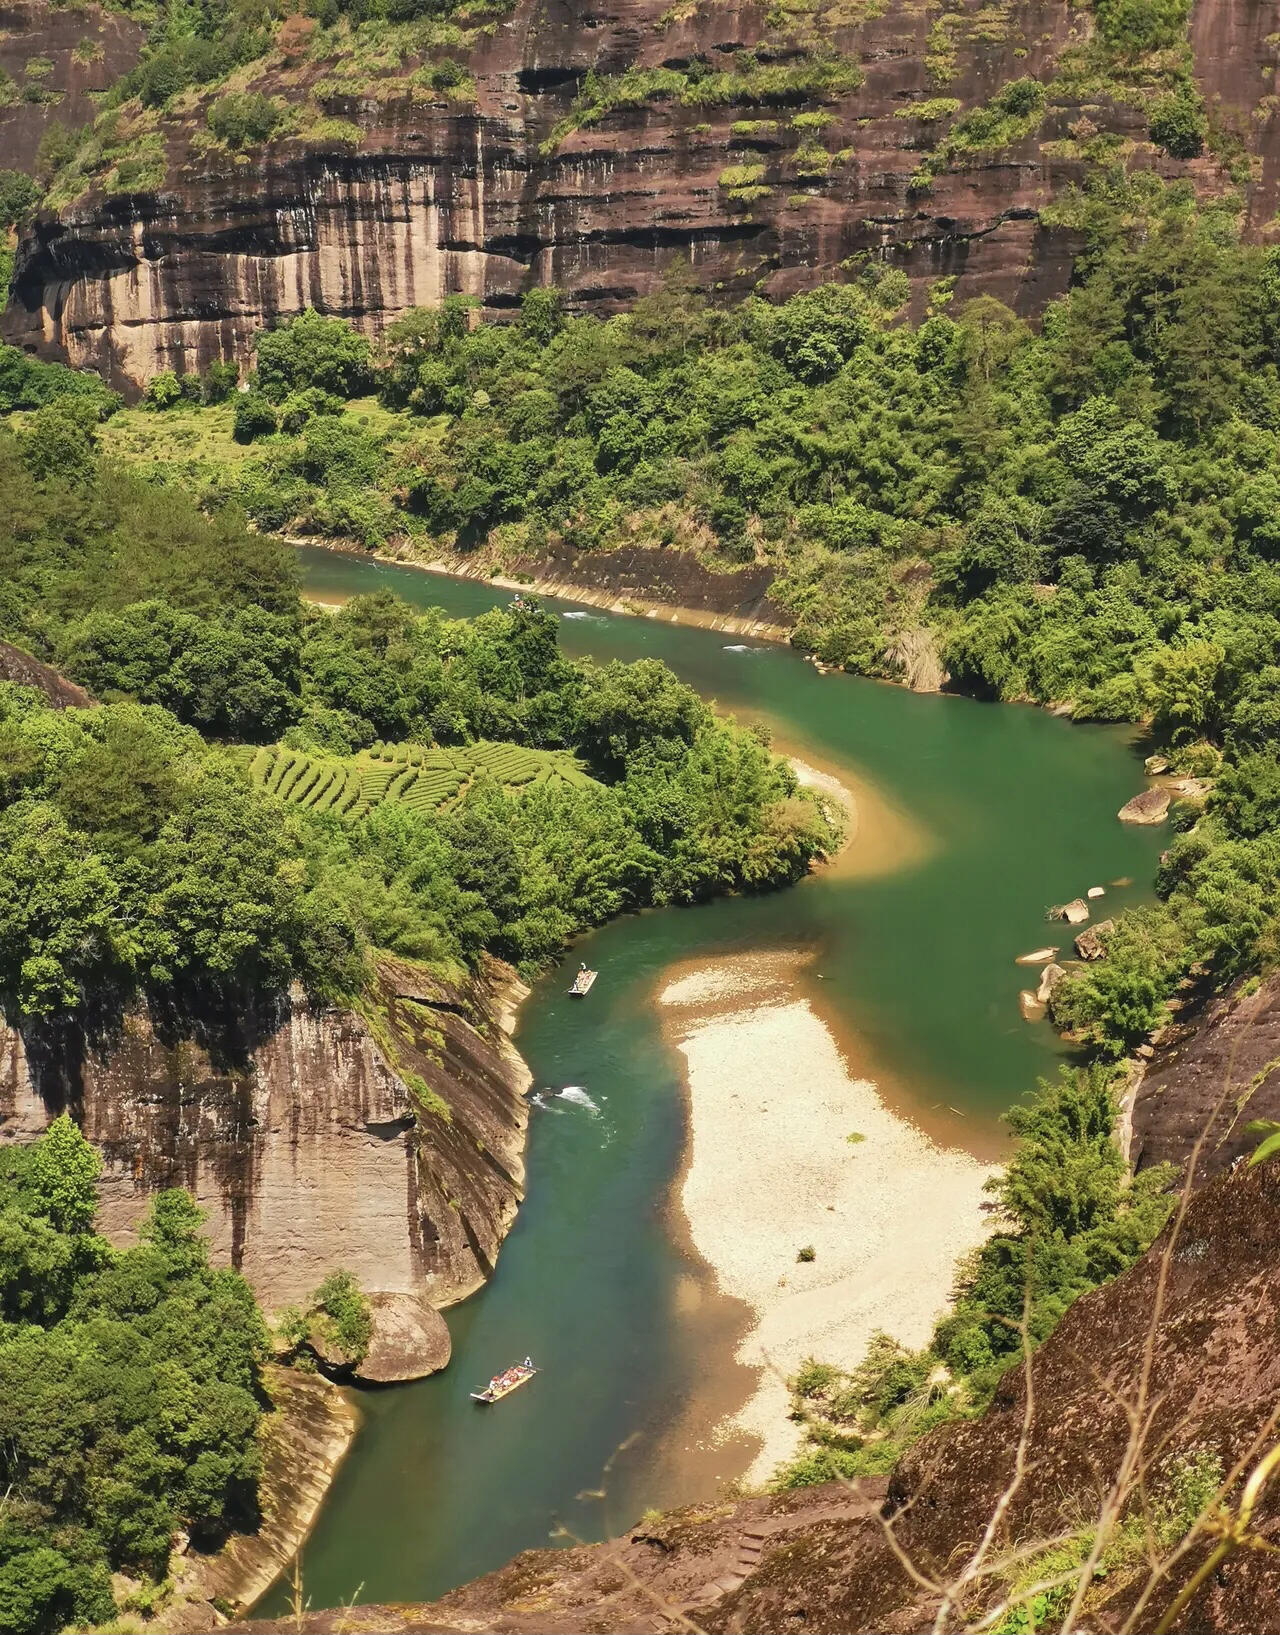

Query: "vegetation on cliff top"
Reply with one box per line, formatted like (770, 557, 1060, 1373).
(0, 1117, 269, 1635)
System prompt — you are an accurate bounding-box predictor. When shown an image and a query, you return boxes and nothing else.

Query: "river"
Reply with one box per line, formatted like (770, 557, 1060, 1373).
(258, 548, 1166, 1616)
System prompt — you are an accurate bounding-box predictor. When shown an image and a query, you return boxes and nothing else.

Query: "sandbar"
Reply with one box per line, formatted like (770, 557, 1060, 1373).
(662, 952, 995, 1483)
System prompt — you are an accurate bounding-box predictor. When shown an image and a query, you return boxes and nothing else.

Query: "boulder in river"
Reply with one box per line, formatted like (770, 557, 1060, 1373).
(1015, 947, 1059, 966)
(1087, 886, 1105, 899)
(1074, 920, 1115, 961)
(1144, 754, 1170, 775)
(1035, 963, 1066, 1004)
(1019, 990, 1046, 1022)
(1118, 788, 1170, 825)
(1052, 898, 1090, 925)
(355, 1292, 453, 1384)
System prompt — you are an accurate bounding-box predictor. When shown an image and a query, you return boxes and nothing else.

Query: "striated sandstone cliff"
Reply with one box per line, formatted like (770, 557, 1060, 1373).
(6, 0, 1266, 388)
(0, 952, 531, 1311)
(234, 1158, 1280, 1634)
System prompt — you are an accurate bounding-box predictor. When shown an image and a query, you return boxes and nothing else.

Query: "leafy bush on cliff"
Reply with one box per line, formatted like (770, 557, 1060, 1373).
(0, 171, 40, 231)
(207, 90, 287, 148)
(1148, 87, 1206, 157)
(311, 1269, 373, 1364)
(0, 1118, 269, 1635)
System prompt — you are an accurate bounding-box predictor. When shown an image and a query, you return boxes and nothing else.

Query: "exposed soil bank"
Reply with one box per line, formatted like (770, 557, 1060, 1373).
(299, 536, 794, 643)
(660, 951, 996, 1484)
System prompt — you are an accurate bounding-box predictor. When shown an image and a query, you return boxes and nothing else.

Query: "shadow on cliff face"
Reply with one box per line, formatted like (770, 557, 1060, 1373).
(15, 980, 290, 1119)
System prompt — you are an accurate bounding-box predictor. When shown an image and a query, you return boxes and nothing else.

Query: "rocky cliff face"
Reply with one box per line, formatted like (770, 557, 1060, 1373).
(0, 637, 95, 707)
(4, 0, 1267, 389)
(0, 953, 531, 1311)
(1130, 971, 1280, 1183)
(0, 1, 144, 175)
(233, 1158, 1280, 1634)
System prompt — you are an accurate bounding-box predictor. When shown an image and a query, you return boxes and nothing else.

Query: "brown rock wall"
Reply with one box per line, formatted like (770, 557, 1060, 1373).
(0, 638, 95, 706)
(1131, 971, 1280, 1182)
(0, 1, 145, 175)
(0, 954, 531, 1311)
(0, 0, 1196, 388)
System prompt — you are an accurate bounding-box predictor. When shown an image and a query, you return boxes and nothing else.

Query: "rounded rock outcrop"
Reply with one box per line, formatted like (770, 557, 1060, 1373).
(354, 1291, 452, 1385)
(1118, 788, 1171, 825)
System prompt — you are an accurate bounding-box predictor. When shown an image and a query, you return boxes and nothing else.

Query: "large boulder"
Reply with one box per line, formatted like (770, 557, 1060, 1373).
(1035, 963, 1066, 1004)
(1074, 920, 1115, 961)
(1052, 898, 1090, 925)
(1018, 990, 1045, 1022)
(354, 1292, 452, 1385)
(1118, 787, 1170, 825)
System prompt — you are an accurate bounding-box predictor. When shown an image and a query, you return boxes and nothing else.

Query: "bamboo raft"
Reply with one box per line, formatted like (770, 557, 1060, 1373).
(471, 1359, 537, 1403)
(568, 965, 598, 997)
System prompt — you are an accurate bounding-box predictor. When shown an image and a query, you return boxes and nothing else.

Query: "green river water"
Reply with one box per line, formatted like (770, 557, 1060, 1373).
(260, 548, 1166, 1615)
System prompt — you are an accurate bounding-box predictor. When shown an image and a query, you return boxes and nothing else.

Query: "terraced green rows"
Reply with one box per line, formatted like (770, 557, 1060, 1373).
(238, 739, 597, 820)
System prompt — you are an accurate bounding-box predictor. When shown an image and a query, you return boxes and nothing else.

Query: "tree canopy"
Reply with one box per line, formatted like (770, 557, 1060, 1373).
(0, 1119, 269, 1635)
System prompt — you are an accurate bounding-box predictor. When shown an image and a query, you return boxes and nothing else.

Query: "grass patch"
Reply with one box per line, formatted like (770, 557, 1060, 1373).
(542, 51, 862, 153)
(405, 1072, 452, 1121)
(910, 76, 1046, 190)
(719, 162, 770, 201)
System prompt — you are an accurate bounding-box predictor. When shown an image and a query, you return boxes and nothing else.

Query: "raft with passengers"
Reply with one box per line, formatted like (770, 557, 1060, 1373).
(568, 963, 598, 997)
(471, 1358, 538, 1404)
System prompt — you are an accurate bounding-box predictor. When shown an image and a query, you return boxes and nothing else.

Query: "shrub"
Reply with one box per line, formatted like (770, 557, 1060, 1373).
(208, 92, 286, 150)
(202, 358, 240, 402)
(1149, 90, 1206, 158)
(311, 1269, 372, 1364)
(0, 345, 118, 418)
(278, 386, 344, 433)
(0, 169, 41, 230)
(254, 309, 376, 401)
(233, 389, 278, 443)
(144, 371, 185, 410)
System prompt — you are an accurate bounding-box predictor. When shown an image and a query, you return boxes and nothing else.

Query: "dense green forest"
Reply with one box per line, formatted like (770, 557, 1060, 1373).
(0, 419, 836, 1022)
(39, 168, 1280, 1073)
(0, 1118, 269, 1635)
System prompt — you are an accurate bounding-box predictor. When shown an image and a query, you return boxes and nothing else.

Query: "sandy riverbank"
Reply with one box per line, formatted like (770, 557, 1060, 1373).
(661, 951, 996, 1484)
